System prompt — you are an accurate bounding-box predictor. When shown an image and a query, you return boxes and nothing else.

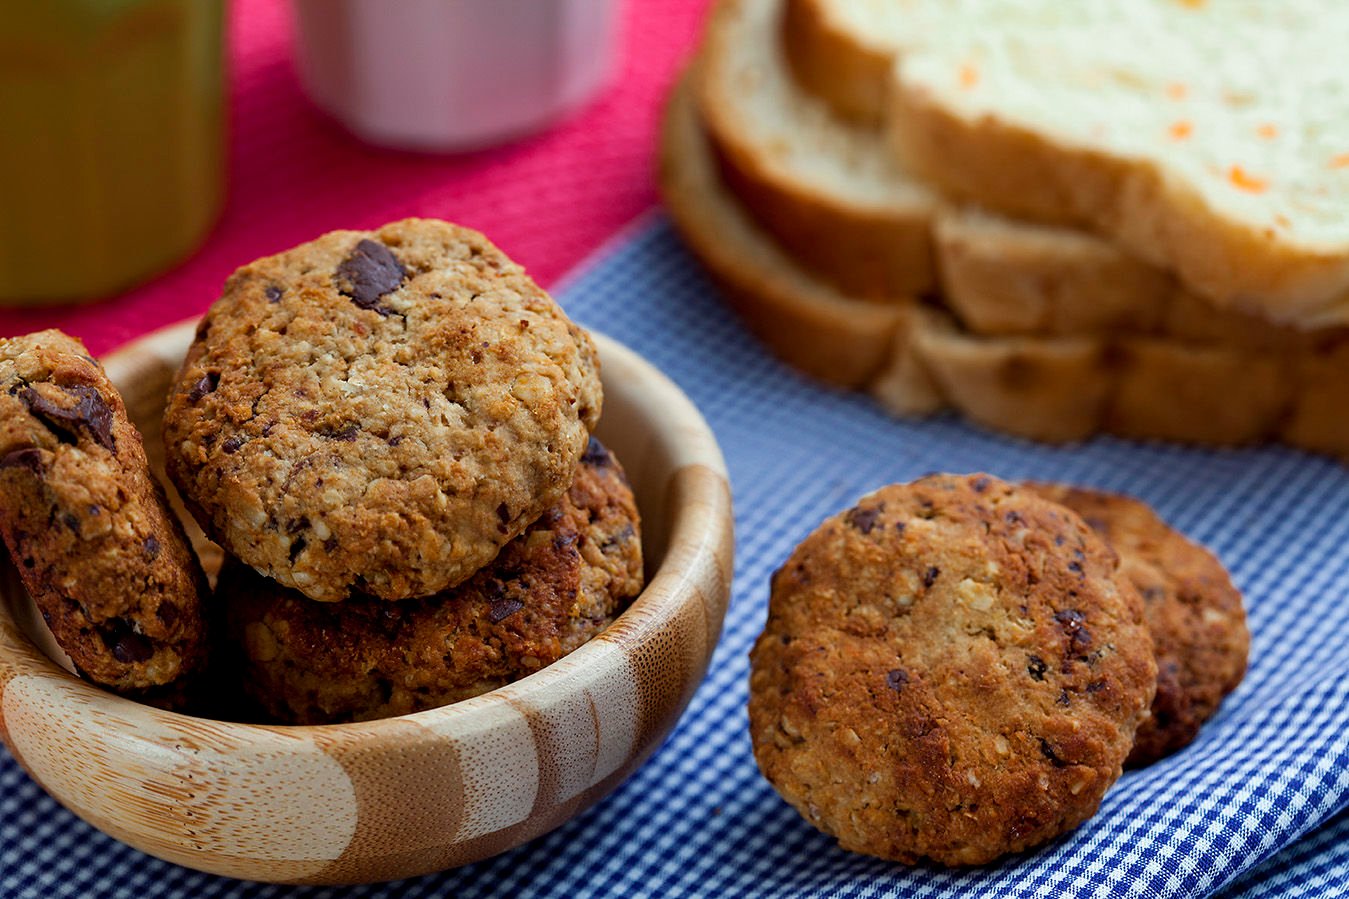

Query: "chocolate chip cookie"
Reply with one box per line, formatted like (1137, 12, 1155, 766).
(1029, 484, 1249, 767)
(749, 474, 1156, 866)
(0, 330, 210, 692)
(164, 218, 602, 602)
(220, 438, 643, 724)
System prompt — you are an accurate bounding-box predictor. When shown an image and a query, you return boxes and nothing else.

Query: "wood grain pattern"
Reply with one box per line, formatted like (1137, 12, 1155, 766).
(0, 321, 734, 884)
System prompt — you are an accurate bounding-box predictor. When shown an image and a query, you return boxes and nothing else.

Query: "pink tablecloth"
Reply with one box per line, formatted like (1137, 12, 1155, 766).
(0, 0, 708, 355)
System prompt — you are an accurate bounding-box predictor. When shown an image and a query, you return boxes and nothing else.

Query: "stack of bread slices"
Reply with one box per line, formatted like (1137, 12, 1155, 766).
(660, 0, 1349, 456)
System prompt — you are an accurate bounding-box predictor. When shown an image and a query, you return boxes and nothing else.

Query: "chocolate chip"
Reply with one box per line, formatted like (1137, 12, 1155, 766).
(0, 447, 43, 473)
(1067, 561, 1084, 576)
(387, 435, 404, 447)
(61, 512, 80, 531)
(885, 669, 909, 691)
(553, 532, 580, 552)
(1086, 680, 1107, 693)
(1005, 510, 1024, 525)
(972, 476, 991, 493)
(323, 537, 339, 553)
(19, 385, 116, 453)
(336, 239, 406, 315)
(1038, 737, 1068, 768)
(1057, 689, 1071, 706)
(100, 619, 153, 664)
(845, 505, 883, 535)
(143, 536, 161, 560)
(580, 437, 612, 468)
(157, 602, 179, 628)
(289, 534, 307, 562)
(320, 423, 360, 441)
(221, 435, 246, 454)
(189, 372, 220, 402)
(265, 285, 284, 303)
(489, 598, 525, 623)
(1054, 609, 1093, 655)
(1027, 655, 1047, 681)
(922, 566, 940, 589)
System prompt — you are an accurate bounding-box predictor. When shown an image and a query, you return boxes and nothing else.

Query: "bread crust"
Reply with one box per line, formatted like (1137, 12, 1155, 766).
(780, 0, 889, 125)
(662, 73, 930, 390)
(695, 0, 937, 298)
(892, 76, 1349, 328)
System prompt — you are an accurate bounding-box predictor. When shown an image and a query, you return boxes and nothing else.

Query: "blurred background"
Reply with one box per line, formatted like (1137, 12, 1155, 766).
(0, 0, 707, 353)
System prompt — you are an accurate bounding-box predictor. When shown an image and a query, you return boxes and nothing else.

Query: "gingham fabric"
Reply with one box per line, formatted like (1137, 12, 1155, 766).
(3, 219, 1349, 898)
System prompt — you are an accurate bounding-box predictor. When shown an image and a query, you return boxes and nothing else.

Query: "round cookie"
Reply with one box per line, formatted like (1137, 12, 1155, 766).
(749, 473, 1157, 866)
(0, 330, 210, 692)
(164, 218, 602, 602)
(220, 438, 643, 724)
(1028, 484, 1249, 767)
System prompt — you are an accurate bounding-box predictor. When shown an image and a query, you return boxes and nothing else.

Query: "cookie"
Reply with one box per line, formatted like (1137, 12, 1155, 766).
(164, 218, 602, 602)
(220, 438, 643, 724)
(749, 473, 1156, 866)
(1028, 484, 1249, 767)
(0, 330, 210, 692)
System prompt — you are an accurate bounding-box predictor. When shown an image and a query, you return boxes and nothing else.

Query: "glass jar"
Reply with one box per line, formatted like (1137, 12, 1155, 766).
(0, 0, 225, 305)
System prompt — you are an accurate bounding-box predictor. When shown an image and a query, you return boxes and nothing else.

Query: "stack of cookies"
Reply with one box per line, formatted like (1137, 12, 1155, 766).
(0, 219, 645, 724)
(749, 474, 1248, 866)
(661, 0, 1349, 456)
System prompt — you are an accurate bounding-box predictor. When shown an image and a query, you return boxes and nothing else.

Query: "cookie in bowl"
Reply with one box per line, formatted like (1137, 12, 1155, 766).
(0, 330, 210, 694)
(749, 474, 1156, 866)
(222, 438, 644, 724)
(163, 218, 602, 602)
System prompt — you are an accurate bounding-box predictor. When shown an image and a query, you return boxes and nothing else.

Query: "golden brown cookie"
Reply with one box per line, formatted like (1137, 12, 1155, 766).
(749, 473, 1156, 866)
(1028, 484, 1249, 767)
(164, 218, 602, 602)
(0, 330, 210, 692)
(220, 439, 643, 724)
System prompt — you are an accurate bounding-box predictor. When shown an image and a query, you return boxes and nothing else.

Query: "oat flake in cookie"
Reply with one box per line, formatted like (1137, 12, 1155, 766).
(164, 219, 602, 602)
(0, 330, 210, 692)
(220, 438, 643, 724)
(749, 474, 1157, 866)
(1029, 483, 1249, 767)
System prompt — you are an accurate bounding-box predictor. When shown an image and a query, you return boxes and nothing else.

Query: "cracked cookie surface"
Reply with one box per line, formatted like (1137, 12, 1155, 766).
(749, 473, 1156, 866)
(164, 218, 602, 601)
(220, 439, 643, 724)
(0, 330, 210, 692)
(1029, 484, 1248, 767)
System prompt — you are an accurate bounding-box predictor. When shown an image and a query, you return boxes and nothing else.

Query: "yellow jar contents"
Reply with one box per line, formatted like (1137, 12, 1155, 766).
(0, 0, 225, 304)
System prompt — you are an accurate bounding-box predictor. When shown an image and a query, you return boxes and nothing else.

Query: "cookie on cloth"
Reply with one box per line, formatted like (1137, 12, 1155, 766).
(220, 439, 643, 724)
(749, 473, 1156, 866)
(1029, 483, 1249, 767)
(164, 218, 602, 602)
(0, 330, 210, 692)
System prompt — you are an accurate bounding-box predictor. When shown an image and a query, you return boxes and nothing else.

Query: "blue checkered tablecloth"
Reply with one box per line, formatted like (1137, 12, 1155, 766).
(3, 218, 1349, 898)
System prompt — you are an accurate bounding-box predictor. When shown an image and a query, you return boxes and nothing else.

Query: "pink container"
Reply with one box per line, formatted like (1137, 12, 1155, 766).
(292, 0, 622, 151)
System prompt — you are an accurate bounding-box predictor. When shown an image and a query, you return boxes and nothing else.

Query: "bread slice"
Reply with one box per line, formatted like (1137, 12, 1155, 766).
(695, 0, 938, 298)
(661, 69, 938, 400)
(698, 0, 1318, 346)
(661, 70, 1349, 457)
(783, 0, 1349, 327)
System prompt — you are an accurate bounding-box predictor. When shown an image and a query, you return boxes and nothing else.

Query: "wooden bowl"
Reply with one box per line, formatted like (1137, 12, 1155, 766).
(0, 320, 734, 884)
